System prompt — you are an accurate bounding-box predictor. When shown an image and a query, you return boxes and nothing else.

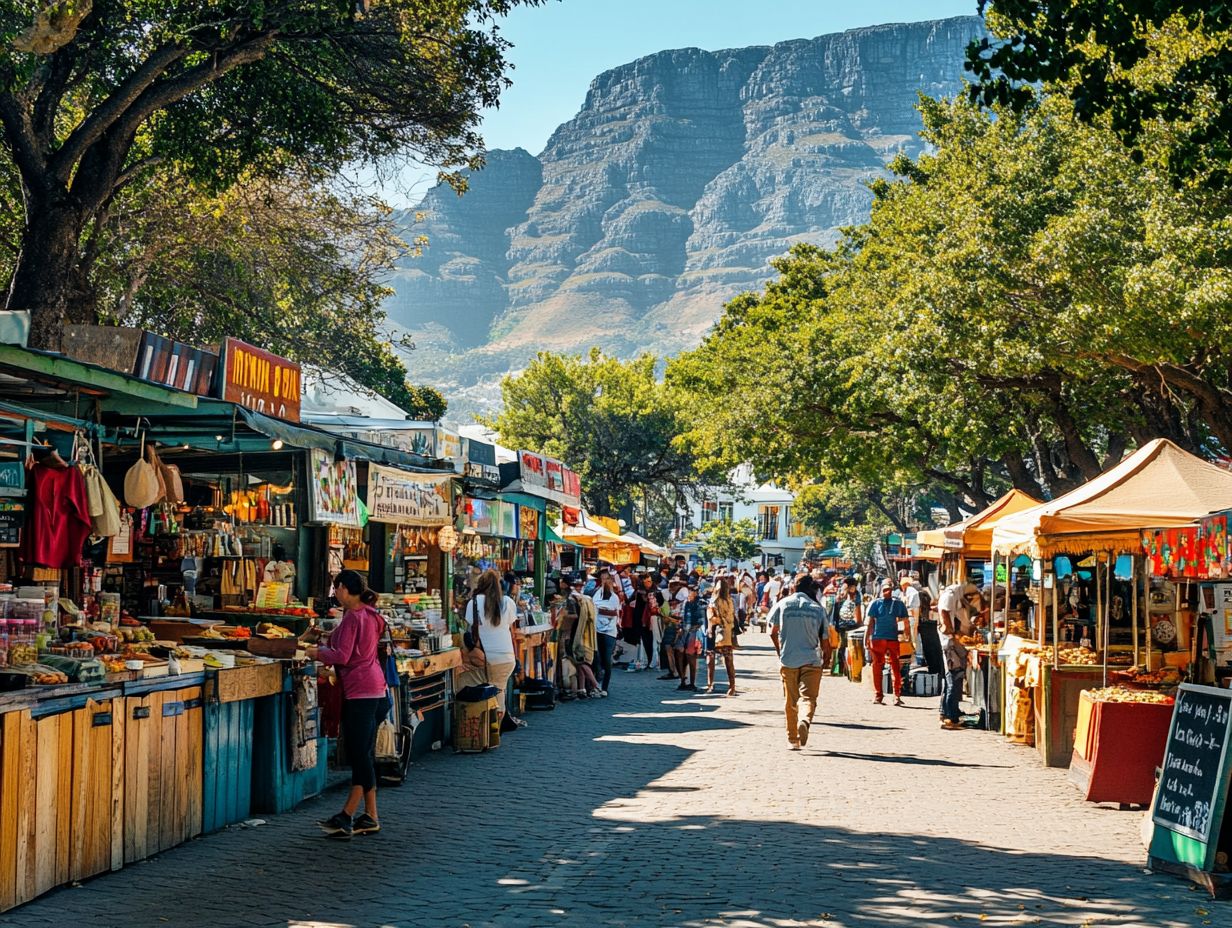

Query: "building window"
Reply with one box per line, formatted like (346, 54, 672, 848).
(700, 500, 718, 524)
(675, 513, 693, 537)
(718, 501, 734, 522)
(758, 505, 780, 541)
(786, 506, 807, 538)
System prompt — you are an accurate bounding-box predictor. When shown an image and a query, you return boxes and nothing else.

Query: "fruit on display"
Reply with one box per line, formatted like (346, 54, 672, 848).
(256, 622, 293, 638)
(8, 643, 38, 665)
(1086, 686, 1174, 705)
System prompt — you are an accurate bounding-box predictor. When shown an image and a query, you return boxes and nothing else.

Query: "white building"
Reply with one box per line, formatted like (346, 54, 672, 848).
(674, 466, 809, 570)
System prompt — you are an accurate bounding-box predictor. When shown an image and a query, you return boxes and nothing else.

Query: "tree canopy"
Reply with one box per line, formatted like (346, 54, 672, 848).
(0, 0, 542, 346)
(690, 518, 759, 566)
(485, 349, 726, 517)
(967, 1, 1232, 187)
(668, 88, 1232, 521)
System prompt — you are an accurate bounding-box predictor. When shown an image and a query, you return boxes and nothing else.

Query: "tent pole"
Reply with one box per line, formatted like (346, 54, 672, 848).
(1095, 553, 1103, 652)
(1052, 564, 1060, 670)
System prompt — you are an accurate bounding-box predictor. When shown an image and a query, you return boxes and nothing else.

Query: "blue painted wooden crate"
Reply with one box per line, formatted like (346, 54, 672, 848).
(250, 689, 327, 814)
(202, 698, 254, 833)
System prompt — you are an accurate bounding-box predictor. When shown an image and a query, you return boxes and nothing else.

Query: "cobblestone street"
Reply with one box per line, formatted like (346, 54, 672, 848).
(7, 636, 1228, 928)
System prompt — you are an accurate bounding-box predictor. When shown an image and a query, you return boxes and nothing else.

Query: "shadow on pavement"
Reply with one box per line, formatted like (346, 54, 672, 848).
(815, 749, 1014, 769)
(1, 666, 1215, 928)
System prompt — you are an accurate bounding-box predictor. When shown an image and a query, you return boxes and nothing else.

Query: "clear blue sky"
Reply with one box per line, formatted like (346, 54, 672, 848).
(378, 0, 978, 203)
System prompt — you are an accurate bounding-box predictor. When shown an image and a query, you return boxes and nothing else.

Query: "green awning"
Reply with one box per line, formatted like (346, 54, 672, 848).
(498, 491, 547, 512)
(544, 522, 571, 545)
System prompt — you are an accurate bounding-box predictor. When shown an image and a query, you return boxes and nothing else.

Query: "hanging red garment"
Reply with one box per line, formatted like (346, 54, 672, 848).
(21, 463, 93, 568)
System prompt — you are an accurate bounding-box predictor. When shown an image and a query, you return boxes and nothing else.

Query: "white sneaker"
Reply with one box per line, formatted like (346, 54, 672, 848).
(599, 690, 608, 698)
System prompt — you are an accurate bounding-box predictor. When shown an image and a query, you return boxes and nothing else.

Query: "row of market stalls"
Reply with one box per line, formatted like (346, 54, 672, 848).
(916, 439, 1232, 894)
(0, 332, 668, 914)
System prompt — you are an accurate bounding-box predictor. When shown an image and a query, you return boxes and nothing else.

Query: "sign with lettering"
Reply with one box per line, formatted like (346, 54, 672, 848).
(519, 451, 548, 490)
(367, 465, 451, 526)
(218, 337, 302, 422)
(0, 460, 24, 494)
(0, 499, 24, 547)
(1152, 684, 1232, 844)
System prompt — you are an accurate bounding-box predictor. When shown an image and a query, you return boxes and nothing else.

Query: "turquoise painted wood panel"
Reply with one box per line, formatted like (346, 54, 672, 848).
(202, 699, 254, 833)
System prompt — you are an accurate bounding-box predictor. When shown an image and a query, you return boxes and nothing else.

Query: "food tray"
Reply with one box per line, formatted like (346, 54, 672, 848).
(182, 636, 250, 650)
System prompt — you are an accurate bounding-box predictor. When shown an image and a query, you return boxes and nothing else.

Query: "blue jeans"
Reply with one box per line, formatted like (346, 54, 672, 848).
(941, 668, 965, 722)
(594, 633, 616, 690)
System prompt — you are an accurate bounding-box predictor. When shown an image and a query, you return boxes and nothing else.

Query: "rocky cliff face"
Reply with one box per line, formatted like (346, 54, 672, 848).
(386, 16, 984, 412)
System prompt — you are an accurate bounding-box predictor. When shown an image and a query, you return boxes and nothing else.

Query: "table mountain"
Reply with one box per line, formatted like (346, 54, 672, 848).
(385, 15, 984, 414)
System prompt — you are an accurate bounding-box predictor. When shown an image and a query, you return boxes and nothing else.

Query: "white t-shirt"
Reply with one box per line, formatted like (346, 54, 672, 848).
(765, 578, 783, 602)
(937, 584, 971, 635)
(472, 594, 517, 661)
(592, 590, 622, 637)
(899, 585, 921, 615)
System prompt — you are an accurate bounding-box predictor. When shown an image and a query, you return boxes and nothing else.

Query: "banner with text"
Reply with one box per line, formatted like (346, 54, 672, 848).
(367, 465, 452, 526)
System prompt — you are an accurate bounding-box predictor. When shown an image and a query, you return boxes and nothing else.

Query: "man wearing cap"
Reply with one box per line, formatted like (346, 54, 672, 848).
(767, 575, 830, 750)
(866, 579, 909, 706)
(936, 581, 980, 729)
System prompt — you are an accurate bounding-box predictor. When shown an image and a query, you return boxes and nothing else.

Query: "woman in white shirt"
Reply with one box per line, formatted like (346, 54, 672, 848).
(458, 569, 521, 718)
(590, 572, 622, 696)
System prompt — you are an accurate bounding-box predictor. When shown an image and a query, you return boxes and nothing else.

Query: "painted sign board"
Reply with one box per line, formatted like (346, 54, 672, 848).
(218, 337, 302, 422)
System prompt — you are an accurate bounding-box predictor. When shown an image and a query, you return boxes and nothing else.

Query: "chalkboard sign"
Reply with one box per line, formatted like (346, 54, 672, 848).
(0, 500, 25, 547)
(1153, 683, 1232, 844)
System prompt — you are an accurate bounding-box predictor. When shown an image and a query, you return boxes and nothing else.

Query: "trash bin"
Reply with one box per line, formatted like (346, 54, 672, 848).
(454, 684, 500, 753)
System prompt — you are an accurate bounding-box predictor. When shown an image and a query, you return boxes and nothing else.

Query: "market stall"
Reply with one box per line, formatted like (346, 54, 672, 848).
(991, 439, 1232, 770)
(0, 336, 461, 911)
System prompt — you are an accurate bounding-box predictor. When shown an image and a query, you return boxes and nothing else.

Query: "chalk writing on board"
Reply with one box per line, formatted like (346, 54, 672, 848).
(1152, 684, 1232, 844)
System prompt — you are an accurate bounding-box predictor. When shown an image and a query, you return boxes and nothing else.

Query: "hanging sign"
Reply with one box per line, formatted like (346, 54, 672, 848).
(0, 499, 24, 547)
(519, 451, 548, 490)
(367, 465, 451, 526)
(519, 506, 539, 541)
(307, 449, 360, 526)
(218, 337, 302, 422)
(1149, 684, 1232, 870)
(463, 438, 500, 483)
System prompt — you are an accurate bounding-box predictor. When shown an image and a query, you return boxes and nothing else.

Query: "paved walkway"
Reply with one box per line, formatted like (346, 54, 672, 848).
(7, 635, 1227, 928)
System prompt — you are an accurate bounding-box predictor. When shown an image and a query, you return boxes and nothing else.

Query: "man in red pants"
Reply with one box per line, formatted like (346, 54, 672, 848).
(865, 578, 909, 706)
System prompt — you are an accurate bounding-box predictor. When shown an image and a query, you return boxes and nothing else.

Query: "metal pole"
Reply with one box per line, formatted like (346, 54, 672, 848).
(1095, 553, 1103, 652)
(1052, 564, 1060, 670)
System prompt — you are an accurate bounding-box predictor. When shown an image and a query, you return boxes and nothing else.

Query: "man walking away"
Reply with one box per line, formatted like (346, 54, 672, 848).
(866, 579, 909, 706)
(768, 575, 830, 751)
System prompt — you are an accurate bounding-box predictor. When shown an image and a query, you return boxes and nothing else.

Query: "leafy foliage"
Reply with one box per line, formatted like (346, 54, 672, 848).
(689, 518, 759, 565)
(485, 349, 727, 516)
(668, 89, 1232, 530)
(967, 1, 1232, 187)
(0, 1, 544, 344)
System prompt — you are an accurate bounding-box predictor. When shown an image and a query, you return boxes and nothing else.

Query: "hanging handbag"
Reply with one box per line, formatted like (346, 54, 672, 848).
(81, 463, 122, 538)
(123, 430, 161, 509)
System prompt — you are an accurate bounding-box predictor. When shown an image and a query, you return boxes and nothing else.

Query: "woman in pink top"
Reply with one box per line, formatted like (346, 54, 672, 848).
(305, 570, 389, 839)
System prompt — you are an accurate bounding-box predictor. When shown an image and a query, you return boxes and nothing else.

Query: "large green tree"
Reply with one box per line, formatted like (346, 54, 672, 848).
(967, 1, 1232, 186)
(0, 1, 541, 347)
(668, 90, 1232, 516)
(486, 349, 726, 516)
(689, 518, 759, 565)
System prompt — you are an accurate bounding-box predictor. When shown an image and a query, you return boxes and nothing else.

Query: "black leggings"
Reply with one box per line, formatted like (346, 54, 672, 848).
(341, 696, 389, 791)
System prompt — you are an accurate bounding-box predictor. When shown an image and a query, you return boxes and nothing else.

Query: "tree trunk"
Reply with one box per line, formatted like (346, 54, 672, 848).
(6, 196, 87, 351)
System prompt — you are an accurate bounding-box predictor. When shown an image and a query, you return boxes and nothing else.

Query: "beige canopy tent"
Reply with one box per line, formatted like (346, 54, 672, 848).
(620, 531, 670, 559)
(917, 488, 1041, 558)
(991, 438, 1232, 558)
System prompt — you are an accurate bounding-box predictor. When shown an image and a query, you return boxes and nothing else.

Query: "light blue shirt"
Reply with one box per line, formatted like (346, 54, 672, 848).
(767, 593, 829, 669)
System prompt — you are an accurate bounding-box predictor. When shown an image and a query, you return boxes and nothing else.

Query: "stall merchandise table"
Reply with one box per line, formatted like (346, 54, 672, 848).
(250, 664, 327, 814)
(1033, 664, 1106, 767)
(1068, 692, 1173, 806)
(398, 648, 460, 758)
(0, 673, 208, 914)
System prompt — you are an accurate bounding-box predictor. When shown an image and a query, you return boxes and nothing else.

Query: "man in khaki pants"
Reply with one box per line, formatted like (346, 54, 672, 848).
(768, 575, 831, 750)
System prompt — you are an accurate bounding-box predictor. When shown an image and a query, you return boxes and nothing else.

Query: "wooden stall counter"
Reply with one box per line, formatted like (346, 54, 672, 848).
(1068, 691, 1173, 807)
